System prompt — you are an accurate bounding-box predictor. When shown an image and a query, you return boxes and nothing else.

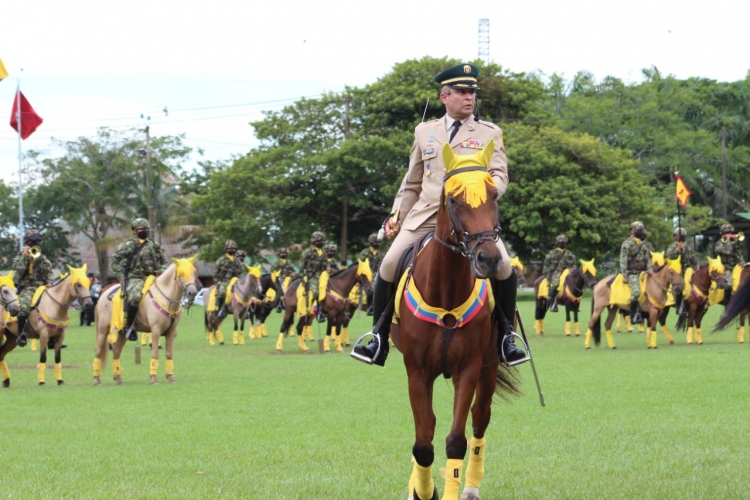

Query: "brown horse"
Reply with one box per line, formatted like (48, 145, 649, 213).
(674, 261, 726, 344)
(386, 141, 519, 500)
(533, 260, 597, 337)
(93, 256, 198, 385)
(585, 255, 683, 350)
(715, 266, 750, 334)
(0, 266, 93, 386)
(203, 267, 262, 346)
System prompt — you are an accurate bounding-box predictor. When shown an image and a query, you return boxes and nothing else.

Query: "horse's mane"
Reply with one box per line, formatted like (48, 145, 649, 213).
(329, 263, 357, 278)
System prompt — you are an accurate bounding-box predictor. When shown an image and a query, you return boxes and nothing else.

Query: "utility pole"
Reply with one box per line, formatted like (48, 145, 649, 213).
(722, 126, 727, 220)
(141, 114, 156, 239)
(340, 96, 351, 265)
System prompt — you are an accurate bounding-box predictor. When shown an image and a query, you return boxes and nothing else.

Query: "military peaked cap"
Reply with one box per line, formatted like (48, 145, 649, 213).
(434, 64, 480, 90)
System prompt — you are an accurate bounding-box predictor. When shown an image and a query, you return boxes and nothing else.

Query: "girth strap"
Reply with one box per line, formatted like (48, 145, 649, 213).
(441, 325, 456, 379)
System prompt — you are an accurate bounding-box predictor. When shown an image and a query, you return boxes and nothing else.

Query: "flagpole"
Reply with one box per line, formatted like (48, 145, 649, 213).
(16, 80, 24, 252)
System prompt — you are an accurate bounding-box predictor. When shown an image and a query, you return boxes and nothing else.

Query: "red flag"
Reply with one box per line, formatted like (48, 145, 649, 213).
(675, 175, 692, 208)
(10, 91, 43, 140)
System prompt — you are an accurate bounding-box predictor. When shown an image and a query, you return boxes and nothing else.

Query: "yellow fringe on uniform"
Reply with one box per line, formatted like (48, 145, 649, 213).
(111, 276, 156, 332)
(537, 278, 549, 299)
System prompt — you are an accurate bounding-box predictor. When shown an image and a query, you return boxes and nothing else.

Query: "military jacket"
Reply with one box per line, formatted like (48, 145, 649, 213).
(715, 239, 744, 268)
(111, 237, 168, 280)
(326, 258, 341, 273)
(358, 247, 383, 273)
(542, 248, 576, 276)
(620, 236, 653, 274)
(271, 259, 296, 279)
(12, 252, 53, 289)
(213, 254, 246, 283)
(666, 242, 697, 270)
(300, 246, 326, 279)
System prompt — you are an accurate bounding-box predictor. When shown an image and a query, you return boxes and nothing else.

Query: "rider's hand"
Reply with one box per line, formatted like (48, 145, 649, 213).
(385, 217, 400, 239)
(22, 245, 31, 257)
(622, 277, 629, 283)
(648, 270, 655, 276)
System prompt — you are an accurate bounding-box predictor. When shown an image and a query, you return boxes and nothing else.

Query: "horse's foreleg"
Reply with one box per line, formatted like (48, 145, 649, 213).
(232, 312, 240, 345)
(464, 361, 499, 499)
(37, 337, 48, 386)
(658, 308, 674, 345)
(407, 369, 437, 500)
(295, 317, 310, 353)
(164, 330, 176, 384)
(564, 306, 571, 336)
(150, 329, 162, 385)
(332, 323, 343, 352)
(0, 331, 17, 388)
(53, 331, 65, 386)
(738, 311, 746, 343)
(112, 331, 127, 385)
(694, 307, 707, 345)
(534, 297, 546, 336)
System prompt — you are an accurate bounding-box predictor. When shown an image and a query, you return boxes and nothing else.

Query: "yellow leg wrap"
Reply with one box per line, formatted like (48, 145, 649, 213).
(585, 328, 592, 349)
(261, 324, 268, 337)
(649, 329, 657, 348)
(297, 334, 309, 352)
(412, 462, 435, 500)
(141, 332, 149, 345)
(232, 331, 239, 345)
(92, 358, 101, 377)
(638, 324, 645, 333)
(150, 359, 159, 376)
(738, 325, 745, 343)
(31, 339, 38, 351)
(574, 322, 580, 336)
(534, 319, 541, 335)
(661, 324, 673, 343)
(0, 360, 10, 380)
(686, 327, 693, 344)
(442, 459, 463, 499)
(113, 359, 122, 376)
(108, 331, 117, 344)
(696, 328, 703, 345)
(605, 330, 616, 349)
(165, 359, 174, 376)
(564, 321, 571, 336)
(625, 316, 633, 332)
(37, 363, 46, 384)
(334, 333, 343, 352)
(215, 328, 225, 344)
(208, 331, 216, 346)
(238, 329, 245, 345)
(305, 325, 314, 341)
(615, 314, 622, 332)
(248, 326, 255, 339)
(54, 363, 63, 382)
(276, 333, 284, 351)
(323, 336, 331, 352)
(158, 336, 162, 347)
(540, 319, 545, 333)
(465, 437, 485, 488)
(342, 326, 349, 345)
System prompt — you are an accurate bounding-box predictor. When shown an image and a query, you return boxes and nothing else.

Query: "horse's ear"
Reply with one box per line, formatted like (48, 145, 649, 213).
(172, 257, 179, 266)
(442, 143, 456, 172)
(189, 254, 198, 264)
(81, 263, 87, 273)
(480, 139, 495, 168)
(67, 264, 74, 274)
(6, 270, 12, 281)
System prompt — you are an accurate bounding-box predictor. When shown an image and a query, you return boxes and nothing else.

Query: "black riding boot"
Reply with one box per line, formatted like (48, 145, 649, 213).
(494, 273, 528, 365)
(124, 304, 139, 341)
(548, 288, 559, 313)
(351, 272, 394, 366)
(16, 315, 28, 347)
(630, 300, 643, 324)
(216, 295, 227, 318)
(366, 289, 374, 316)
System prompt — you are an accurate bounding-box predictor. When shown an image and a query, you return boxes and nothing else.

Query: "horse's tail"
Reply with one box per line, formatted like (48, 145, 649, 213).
(675, 306, 688, 331)
(715, 277, 750, 331)
(204, 310, 209, 331)
(590, 295, 602, 346)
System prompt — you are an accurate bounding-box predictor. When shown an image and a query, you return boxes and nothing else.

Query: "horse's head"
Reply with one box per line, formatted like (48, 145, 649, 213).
(356, 258, 374, 291)
(0, 271, 19, 317)
(246, 264, 263, 296)
(440, 140, 501, 279)
(173, 254, 199, 304)
(510, 256, 526, 286)
(665, 255, 684, 295)
(66, 264, 93, 311)
(707, 256, 727, 288)
(580, 258, 598, 288)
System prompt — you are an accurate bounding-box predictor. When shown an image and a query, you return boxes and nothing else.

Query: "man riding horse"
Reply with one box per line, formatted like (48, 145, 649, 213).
(620, 221, 654, 325)
(358, 234, 383, 315)
(325, 244, 340, 273)
(111, 218, 169, 341)
(301, 231, 328, 322)
(666, 227, 697, 316)
(352, 62, 526, 367)
(715, 223, 745, 292)
(213, 240, 246, 318)
(544, 234, 576, 313)
(13, 229, 54, 347)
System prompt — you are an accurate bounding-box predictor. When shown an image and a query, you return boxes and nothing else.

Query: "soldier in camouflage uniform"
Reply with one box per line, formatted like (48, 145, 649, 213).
(271, 249, 296, 281)
(714, 223, 746, 291)
(235, 249, 247, 265)
(357, 234, 383, 316)
(300, 231, 328, 319)
(667, 228, 697, 316)
(111, 218, 169, 341)
(620, 221, 653, 324)
(543, 235, 577, 312)
(213, 240, 247, 318)
(324, 244, 340, 273)
(12, 229, 54, 347)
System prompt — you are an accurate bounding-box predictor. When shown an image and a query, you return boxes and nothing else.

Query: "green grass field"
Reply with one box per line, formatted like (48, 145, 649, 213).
(2, 298, 750, 499)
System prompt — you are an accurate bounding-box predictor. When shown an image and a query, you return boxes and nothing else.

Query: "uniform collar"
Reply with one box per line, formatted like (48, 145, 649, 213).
(226, 254, 234, 261)
(137, 238, 147, 244)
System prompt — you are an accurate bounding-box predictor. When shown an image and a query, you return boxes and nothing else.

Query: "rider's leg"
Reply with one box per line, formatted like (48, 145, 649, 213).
(15, 315, 28, 347)
(548, 276, 559, 313)
(15, 288, 34, 347)
(629, 274, 643, 324)
(493, 272, 527, 364)
(351, 271, 394, 365)
(216, 282, 228, 318)
(124, 280, 143, 341)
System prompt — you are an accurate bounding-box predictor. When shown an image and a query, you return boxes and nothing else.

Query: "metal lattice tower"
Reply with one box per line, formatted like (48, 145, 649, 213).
(478, 19, 490, 64)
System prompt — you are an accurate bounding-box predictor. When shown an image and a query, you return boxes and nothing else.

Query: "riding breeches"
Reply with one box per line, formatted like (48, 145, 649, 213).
(378, 222, 512, 283)
(549, 272, 562, 292)
(125, 278, 145, 308)
(17, 287, 36, 316)
(627, 274, 640, 301)
(723, 270, 733, 289)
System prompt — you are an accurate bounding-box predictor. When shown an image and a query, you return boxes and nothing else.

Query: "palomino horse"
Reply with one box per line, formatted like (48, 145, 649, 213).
(203, 266, 262, 346)
(244, 274, 281, 341)
(715, 266, 750, 335)
(675, 259, 727, 345)
(533, 260, 597, 337)
(0, 271, 20, 387)
(386, 141, 519, 500)
(585, 254, 683, 349)
(93, 256, 198, 385)
(0, 266, 92, 386)
(276, 260, 372, 353)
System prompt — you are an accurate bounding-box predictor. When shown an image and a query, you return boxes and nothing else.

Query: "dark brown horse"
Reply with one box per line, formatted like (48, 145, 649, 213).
(533, 260, 597, 337)
(387, 141, 519, 500)
(715, 266, 750, 335)
(675, 262, 726, 344)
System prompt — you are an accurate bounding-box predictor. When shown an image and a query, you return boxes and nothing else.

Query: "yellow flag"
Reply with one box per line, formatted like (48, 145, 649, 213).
(675, 175, 691, 208)
(0, 59, 8, 81)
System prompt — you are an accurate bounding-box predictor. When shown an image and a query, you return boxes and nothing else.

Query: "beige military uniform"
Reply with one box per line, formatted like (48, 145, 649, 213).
(380, 114, 512, 282)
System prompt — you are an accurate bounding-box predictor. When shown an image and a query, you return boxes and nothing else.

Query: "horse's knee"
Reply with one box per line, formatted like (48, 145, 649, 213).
(445, 431, 467, 459)
(412, 444, 434, 467)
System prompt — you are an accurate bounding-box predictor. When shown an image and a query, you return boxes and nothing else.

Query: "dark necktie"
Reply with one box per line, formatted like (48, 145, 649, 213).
(449, 120, 462, 143)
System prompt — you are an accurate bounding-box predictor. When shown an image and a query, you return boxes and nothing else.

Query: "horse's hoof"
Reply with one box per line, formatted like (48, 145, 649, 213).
(219, 342, 225, 345)
(565, 334, 571, 337)
(57, 380, 65, 386)
(93, 377, 101, 387)
(38, 382, 46, 387)
(669, 340, 675, 345)
(275, 349, 283, 355)
(611, 347, 618, 350)
(2, 378, 9, 388)
(343, 343, 351, 347)
(575, 334, 580, 337)
(108, 344, 113, 351)
(460, 487, 480, 500)
(412, 487, 439, 500)
(585, 347, 590, 350)
(150, 375, 158, 385)
(166, 375, 177, 384)
(113, 375, 123, 385)
(697, 343, 703, 346)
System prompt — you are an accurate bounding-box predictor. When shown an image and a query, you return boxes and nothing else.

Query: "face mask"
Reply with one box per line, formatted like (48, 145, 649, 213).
(279, 255, 287, 260)
(326, 252, 335, 258)
(136, 230, 149, 239)
(371, 243, 379, 249)
(227, 249, 236, 255)
(634, 231, 646, 240)
(557, 243, 567, 249)
(314, 241, 323, 248)
(678, 235, 686, 242)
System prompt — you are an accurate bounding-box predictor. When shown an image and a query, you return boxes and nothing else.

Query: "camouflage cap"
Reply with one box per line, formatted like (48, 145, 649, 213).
(673, 228, 687, 237)
(720, 223, 735, 234)
(131, 217, 149, 230)
(277, 248, 288, 255)
(236, 249, 247, 259)
(24, 229, 42, 242)
(311, 231, 325, 243)
(368, 234, 379, 245)
(324, 244, 337, 252)
(224, 240, 237, 250)
(630, 221, 645, 231)
(555, 234, 568, 245)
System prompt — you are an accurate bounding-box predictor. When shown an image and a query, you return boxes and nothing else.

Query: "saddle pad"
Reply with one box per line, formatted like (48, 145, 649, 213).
(537, 278, 549, 299)
(296, 279, 314, 317)
(31, 285, 46, 309)
(557, 269, 570, 299)
(110, 276, 156, 332)
(608, 274, 646, 306)
(682, 268, 695, 300)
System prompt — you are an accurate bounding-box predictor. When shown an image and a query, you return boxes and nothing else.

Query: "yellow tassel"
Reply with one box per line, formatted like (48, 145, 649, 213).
(54, 363, 63, 382)
(113, 359, 122, 375)
(150, 358, 159, 375)
(412, 462, 435, 500)
(574, 322, 580, 336)
(444, 170, 494, 208)
(442, 458, 463, 500)
(275, 333, 284, 351)
(465, 437, 485, 488)
(165, 359, 174, 376)
(93, 358, 101, 377)
(31, 339, 38, 351)
(37, 363, 46, 384)
(605, 330, 616, 349)
(0, 360, 10, 380)
(564, 321, 571, 336)
(108, 331, 117, 344)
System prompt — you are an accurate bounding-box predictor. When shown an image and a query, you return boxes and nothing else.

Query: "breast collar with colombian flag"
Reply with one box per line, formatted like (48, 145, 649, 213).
(403, 275, 490, 328)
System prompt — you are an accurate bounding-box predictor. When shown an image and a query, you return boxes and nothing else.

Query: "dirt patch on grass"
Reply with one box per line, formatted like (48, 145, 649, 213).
(9, 364, 87, 370)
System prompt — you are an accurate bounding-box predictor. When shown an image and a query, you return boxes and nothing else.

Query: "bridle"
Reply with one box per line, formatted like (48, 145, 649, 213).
(154, 272, 197, 313)
(434, 167, 501, 261)
(0, 286, 19, 310)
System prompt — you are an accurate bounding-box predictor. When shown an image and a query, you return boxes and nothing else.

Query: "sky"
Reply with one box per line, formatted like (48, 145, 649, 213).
(1, 0, 748, 182)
